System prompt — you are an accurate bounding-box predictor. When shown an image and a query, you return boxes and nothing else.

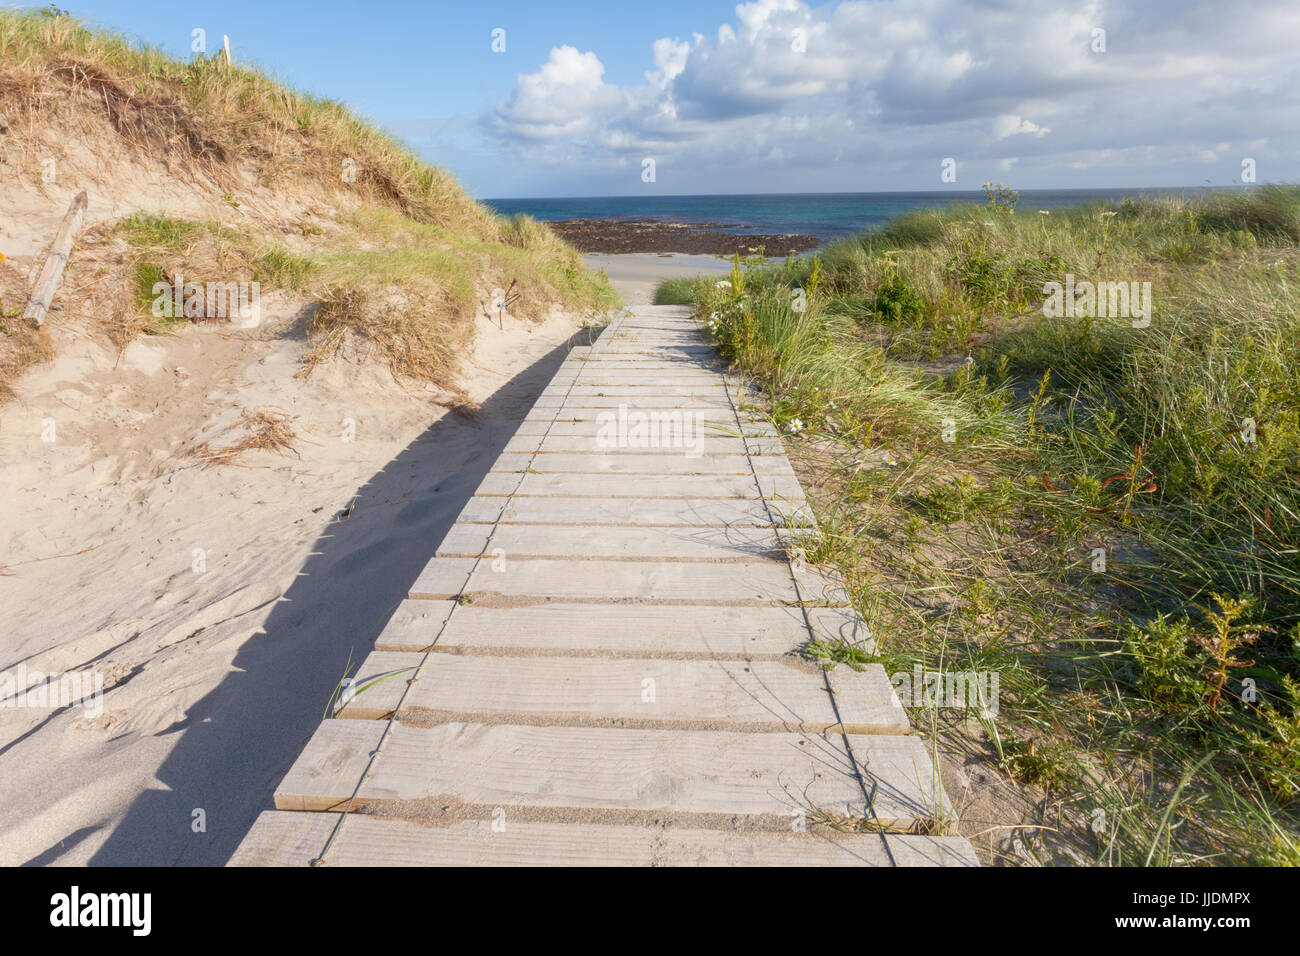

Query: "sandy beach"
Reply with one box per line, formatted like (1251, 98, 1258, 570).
(582, 253, 732, 305)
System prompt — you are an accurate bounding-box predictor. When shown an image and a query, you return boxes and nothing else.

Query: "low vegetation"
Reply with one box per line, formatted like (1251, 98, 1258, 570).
(669, 185, 1300, 865)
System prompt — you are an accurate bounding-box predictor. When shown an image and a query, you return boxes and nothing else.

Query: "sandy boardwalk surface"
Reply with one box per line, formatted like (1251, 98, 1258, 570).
(0, 300, 593, 866)
(582, 252, 732, 305)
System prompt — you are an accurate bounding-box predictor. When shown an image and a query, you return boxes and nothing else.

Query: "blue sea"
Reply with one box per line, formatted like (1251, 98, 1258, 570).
(483, 188, 1199, 246)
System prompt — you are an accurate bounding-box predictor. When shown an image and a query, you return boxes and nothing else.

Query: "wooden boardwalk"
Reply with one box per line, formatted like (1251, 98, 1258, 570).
(230, 305, 978, 866)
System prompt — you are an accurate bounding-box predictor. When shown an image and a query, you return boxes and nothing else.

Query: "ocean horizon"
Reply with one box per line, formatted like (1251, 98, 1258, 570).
(482, 187, 1208, 245)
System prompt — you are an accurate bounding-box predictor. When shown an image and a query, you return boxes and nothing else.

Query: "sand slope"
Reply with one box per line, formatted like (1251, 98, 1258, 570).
(0, 296, 591, 865)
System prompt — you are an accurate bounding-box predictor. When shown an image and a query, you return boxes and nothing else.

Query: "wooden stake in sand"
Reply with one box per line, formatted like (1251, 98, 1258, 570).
(22, 190, 88, 329)
(223, 35, 231, 66)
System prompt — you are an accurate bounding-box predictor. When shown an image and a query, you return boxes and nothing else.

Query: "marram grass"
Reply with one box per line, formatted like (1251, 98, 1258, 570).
(672, 187, 1300, 865)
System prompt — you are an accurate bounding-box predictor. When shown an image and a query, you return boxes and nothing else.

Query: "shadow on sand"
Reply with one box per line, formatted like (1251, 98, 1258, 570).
(76, 330, 593, 866)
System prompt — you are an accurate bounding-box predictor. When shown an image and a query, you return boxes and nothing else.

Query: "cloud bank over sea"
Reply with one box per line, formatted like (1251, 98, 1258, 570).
(472, 0, 1300, 195)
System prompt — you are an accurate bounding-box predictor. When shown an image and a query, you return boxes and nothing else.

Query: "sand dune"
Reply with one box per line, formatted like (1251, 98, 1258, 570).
(0, 295, 593, 865)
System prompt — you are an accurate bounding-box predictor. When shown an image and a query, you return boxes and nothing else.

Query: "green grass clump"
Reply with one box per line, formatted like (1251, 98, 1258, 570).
(654, 276, 710, 305)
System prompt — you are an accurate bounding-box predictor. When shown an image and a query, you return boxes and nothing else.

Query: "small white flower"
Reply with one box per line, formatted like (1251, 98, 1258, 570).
(715, 280, 732, 289)
(1100, 211, 1117, 219)
(788, 418, 804, 434)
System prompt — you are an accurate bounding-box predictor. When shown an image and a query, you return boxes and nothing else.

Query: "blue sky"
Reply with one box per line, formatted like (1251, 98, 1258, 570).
(31, 1, 1300, 198)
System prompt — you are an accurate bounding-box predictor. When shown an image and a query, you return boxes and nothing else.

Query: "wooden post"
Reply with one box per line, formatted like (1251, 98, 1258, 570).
(223, 35, 231, 66)
(23, 190, 88, 329)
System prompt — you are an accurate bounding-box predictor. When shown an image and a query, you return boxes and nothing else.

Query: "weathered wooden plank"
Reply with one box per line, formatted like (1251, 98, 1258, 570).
(453, 494, 812, 528)
(542, 386, 729, 397)
(575, 361, 725, 370)
(531, 395, 734, 408)
(373, 599, 457, 651)
(273, 721, 945, 825)
(376, 600, 840, 657)
(513, 417, 757, 436)
(523, 406, 739, 422)
(230, 813, 978, 867)
(332, 651, 426, 718)
(569, 355, 722, 363)
(588, 347, 718, 357)
(599, 335, 700, 342)
(339, 653, 908, 734)
(436, 522, 784, 560)
(490, 452, 795, 477)
(504, 435, 782, 456)
(803, 605, 877, 655)
(472, 471, 806, 501)
(598, 330, 701, 338)
(549, 375, 727, 386)
(553, 363, 719, 373)
(409, 556, 814, 603)
(792, 562, 854, 605)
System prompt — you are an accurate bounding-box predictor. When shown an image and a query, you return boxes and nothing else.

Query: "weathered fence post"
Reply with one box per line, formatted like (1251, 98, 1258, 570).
(23, 190, 88, 328)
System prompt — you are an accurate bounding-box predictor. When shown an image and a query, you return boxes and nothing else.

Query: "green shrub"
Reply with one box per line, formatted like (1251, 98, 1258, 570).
(948, 244, 1015, 309)
(870, 273, 927, 323)
(1123, 614, 1208, 715)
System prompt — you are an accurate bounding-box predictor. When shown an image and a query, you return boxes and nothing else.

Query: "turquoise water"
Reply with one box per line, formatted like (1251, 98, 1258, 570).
(483, 188, 1198, 245)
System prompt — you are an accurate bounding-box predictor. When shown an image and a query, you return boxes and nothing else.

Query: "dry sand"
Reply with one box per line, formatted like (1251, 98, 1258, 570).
(582, 252, 732, 305)
(0, 286, 594, 865)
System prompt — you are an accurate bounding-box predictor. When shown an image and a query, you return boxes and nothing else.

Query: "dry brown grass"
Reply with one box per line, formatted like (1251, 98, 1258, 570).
(0, 319, 53, 399)
(193, 408, 298, 466)
(298, 282, 471, 388)
(0, 254, 54, 397)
